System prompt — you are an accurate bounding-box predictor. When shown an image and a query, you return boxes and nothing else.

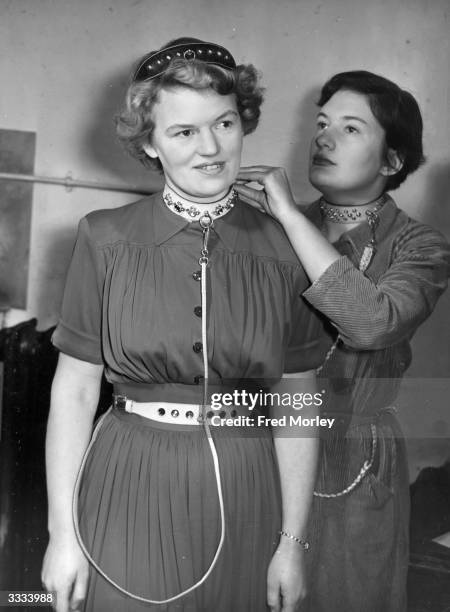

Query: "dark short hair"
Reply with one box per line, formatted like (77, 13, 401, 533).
(116, 37, 264, 172)
(317, 70, 425, 190)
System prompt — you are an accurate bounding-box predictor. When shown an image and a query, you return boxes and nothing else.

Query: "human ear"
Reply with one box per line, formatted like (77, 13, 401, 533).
(143, 143, 158, 159)
(381, 148, 403, 176)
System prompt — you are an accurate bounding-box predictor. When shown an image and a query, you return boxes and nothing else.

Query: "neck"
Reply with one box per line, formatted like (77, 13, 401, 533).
(321, 192, 385, 207)
(319, 182, 386, 206)
(166, 179, 230, 205)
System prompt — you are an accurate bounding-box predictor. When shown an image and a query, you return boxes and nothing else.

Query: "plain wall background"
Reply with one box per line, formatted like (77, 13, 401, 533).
(0, 0, 449, 475)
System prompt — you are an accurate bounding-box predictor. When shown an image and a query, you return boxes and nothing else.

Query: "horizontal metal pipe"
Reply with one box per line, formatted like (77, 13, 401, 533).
(0, 171, 153, 196)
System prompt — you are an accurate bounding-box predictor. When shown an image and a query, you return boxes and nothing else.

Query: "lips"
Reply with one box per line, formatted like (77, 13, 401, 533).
(311, 154, 335, 166)
(194, 162, 226, 173)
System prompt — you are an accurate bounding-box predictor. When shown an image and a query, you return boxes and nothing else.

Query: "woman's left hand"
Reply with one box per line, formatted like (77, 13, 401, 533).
(267, 541, 308, 611)
(235, 166, 298, 224)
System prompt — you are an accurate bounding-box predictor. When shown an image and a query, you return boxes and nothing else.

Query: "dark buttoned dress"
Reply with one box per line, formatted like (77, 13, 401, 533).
(302, 196, 450, 612)
(52, 192, 323, 612)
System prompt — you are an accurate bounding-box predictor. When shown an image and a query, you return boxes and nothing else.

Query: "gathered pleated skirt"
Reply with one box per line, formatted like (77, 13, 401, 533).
(77, 407, 282, 612)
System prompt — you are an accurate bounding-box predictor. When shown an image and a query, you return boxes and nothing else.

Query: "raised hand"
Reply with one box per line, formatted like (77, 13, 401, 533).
(235, 166, 298, 223)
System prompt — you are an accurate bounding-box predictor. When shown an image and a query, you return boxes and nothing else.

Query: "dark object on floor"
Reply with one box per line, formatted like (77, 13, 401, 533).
(0, 319, 56, 590)
(410, 462, 450, 541)
(408, 540, 450, 611)
(0, 319, 111, 591)
(408, 462, 450, 611)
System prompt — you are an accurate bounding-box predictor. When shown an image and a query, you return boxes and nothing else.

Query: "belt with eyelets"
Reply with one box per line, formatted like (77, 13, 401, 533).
(113, 394, 241, 425)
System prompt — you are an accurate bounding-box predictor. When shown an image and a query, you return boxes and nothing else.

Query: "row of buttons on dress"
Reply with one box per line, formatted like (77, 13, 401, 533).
(192, 270, 203, 368)
(192, 269, 203, 383)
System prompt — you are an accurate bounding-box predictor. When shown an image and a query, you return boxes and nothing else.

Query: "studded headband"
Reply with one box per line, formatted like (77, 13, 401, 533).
(133, 41, 237, 82)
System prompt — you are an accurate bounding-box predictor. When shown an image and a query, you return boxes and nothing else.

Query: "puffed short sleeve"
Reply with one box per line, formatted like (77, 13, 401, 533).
(284, 275, 326, 373)
(52, 216, 104, 364)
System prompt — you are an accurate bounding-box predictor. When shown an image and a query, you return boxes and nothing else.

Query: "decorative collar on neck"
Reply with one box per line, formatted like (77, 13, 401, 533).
(162, 184, 237, 223)
(320, 193, 387, 224)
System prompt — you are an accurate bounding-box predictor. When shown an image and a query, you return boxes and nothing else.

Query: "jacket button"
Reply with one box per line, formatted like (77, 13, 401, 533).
(193, 342, 203, 353)
(192, 270, 201, 281)
(194, 306, 202, 317)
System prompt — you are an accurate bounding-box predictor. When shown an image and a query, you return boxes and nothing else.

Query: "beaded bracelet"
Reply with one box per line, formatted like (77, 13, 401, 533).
(279, 530, 310, 551)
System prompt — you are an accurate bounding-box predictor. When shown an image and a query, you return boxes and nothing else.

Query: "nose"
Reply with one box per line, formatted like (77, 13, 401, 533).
(315, 128, 335, 150)
(198, 128, 220, 156)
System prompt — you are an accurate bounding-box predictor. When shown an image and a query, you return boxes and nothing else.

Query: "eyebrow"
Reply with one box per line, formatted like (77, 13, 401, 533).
(317, 111, 368, 125)
(166, 110, 239, 133)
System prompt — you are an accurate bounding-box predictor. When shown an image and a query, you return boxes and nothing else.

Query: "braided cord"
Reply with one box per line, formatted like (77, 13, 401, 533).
(313, 424, 378, 498)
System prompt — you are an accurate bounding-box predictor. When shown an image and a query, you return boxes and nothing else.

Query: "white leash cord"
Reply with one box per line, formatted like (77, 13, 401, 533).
(71, 216, 225, 604)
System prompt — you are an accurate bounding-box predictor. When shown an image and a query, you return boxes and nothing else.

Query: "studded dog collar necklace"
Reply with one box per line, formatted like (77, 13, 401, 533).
(162, 184, 237, 223)
(319, 194, 387, 223)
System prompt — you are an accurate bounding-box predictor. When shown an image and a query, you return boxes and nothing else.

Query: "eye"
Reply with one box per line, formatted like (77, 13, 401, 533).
(345, 125, 359, 134)
(175, 129, 194, 138)
(316, 121, 328, 130)
(216, 119, 234, 130)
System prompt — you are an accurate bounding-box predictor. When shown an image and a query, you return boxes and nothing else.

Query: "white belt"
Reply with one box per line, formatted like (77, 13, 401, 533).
(113, 395, 240, 426)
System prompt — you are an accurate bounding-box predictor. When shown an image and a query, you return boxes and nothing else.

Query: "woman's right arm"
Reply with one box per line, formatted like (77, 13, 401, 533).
(42, 353, 103, 612)
(235, 166, 341, 280)
(236, 166, 450, 349)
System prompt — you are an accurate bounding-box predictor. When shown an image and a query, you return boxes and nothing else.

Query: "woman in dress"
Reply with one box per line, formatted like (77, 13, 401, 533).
(41, 38, 324, 612)
(235, 70, 449, 611)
